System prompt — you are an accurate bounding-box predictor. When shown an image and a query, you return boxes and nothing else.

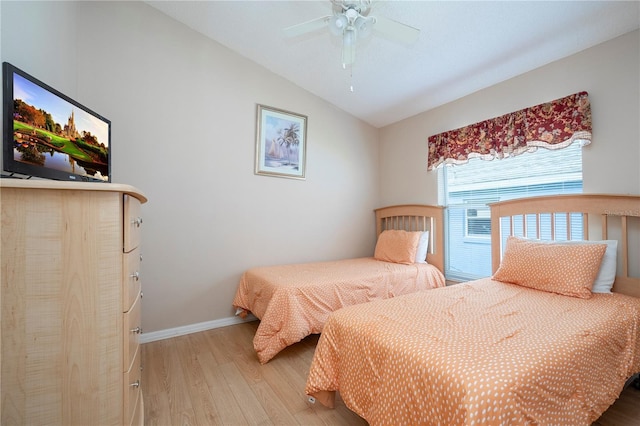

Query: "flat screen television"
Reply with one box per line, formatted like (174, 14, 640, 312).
(2, 62, 110, 182)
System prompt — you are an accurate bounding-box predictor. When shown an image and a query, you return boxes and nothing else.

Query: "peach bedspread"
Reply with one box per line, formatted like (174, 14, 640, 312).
(232, 257, 445, 364)
(305, 278, 640, 425)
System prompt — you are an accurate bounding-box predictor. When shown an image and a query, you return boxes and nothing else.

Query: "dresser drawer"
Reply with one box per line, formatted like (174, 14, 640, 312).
(123, 247, 142, 312)
(124, 291, 141, 373)
(124, 346, 142, 426)
(124, 195, 142, 253)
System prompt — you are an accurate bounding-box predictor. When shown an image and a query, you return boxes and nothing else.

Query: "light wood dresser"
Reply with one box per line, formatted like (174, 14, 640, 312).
(0, 179, 147, 426)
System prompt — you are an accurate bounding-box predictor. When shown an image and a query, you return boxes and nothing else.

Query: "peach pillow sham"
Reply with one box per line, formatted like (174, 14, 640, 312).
(374, 230, 421, 265)
(492, 236, 607, 298)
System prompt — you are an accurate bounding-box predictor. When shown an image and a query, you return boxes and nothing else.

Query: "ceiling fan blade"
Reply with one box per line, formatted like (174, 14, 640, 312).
(283, 16, 331, 38)
(371, 15, 420, 44)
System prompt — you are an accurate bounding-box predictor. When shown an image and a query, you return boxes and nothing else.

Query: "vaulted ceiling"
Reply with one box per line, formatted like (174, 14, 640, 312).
(146, 1, 640, 128)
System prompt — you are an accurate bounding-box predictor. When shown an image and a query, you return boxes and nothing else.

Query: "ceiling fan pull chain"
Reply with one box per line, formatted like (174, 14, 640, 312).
(350, 64, 354, 92)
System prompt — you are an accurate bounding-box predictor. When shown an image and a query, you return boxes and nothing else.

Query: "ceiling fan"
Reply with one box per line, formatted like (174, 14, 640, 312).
(283, 0, 420, 67)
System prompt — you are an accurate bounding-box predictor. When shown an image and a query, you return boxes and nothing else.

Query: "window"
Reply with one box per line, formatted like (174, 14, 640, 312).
(439, 142, 584, 281)
(466, 207, 491, 237)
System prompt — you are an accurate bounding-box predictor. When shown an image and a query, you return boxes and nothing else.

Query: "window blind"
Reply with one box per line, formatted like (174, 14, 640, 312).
(439, 142, 583, 281)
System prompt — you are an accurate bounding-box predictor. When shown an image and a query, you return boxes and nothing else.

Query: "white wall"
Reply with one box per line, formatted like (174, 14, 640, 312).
(380, 30, 640, 206)
(0, 1, 78, 95)
(1, 1, 380, 333)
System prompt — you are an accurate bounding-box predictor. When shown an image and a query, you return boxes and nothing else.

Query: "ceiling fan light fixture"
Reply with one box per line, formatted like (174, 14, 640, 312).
(344, 8, 359, 22)
(329, 14, 348, 36)
(354, 16, 372, 38)
(342, 26, 356, 65)
(343, 26, 356, 46)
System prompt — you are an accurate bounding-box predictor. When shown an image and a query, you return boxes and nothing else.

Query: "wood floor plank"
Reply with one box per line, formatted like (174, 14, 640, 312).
(225, 326, 266, 386)
(142, 388, 172, 426)
(144, 321, 640, 425)
(292, 408, 329, 426)
(219, 362, 272, 425)
(198, 352, 248, 425)
(249, 380, 299, 425)
(216, 326, 252, 362)
(202, 328, 234, 365)
(175, 335, 220, 425)
(185, 330, 218, 357)
(163, 338, 198, 425)
(142, 339, 171, 398)
(257, 360, 311, 416)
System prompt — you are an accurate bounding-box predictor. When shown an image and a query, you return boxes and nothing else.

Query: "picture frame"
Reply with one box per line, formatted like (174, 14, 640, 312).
(255, 104, 307, 180)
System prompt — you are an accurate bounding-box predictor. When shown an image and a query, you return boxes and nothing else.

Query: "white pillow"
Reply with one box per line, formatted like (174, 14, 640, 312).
(566, 240, 617, 293)
(415, 231, 430, 263)
(520, 238, 617, 293)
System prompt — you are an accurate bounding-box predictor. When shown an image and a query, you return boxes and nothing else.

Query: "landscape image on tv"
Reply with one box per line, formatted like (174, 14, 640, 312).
(11, 73, 109, 181)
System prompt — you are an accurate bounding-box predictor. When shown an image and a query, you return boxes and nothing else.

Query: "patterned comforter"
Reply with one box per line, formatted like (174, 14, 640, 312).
(232, 257, 445, 363)
(305, 278, 640, 425)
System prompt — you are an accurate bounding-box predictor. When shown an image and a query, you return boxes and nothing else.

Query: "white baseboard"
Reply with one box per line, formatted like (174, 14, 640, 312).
(140, 314, 257, 344)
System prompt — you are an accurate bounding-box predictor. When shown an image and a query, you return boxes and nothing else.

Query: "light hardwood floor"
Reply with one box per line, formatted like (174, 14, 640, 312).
(143, 321, 640, 425)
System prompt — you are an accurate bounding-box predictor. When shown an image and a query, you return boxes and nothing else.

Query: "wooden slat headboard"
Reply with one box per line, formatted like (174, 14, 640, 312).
(374, 204, 445, 273)
(490, 194, 640, 298)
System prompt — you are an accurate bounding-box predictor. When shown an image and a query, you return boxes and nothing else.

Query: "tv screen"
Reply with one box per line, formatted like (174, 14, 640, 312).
(2, 62, 110, 182)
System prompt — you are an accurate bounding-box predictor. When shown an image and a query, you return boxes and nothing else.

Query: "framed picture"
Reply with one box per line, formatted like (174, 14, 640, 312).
(255, 104, 307, 180)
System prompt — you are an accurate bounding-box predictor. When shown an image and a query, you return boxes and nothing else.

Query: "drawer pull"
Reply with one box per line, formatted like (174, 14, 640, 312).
(130, 271, 140, 281)
(130, 326, 142, 334)
(130, 380, 140, 388)
(132, 217, 143, 227)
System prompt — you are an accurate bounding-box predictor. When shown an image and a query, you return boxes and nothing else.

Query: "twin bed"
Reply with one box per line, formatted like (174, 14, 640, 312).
(232, 204, 447, 364)
(304, 194, 640, 425)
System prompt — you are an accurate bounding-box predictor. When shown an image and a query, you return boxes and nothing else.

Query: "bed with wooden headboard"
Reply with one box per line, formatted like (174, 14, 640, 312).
(233, 204, 446, 364)
(490, 194, 640, 298)
(306, 194, 640, 425)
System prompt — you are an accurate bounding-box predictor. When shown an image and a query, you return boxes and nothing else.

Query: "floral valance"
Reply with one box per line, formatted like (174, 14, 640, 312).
(427, 91, 592, 170)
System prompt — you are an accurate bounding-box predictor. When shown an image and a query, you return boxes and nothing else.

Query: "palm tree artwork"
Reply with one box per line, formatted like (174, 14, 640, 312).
(266, 119, 300, 170)
(278, 123, 300, 170)
(257, 105, 307, 179)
